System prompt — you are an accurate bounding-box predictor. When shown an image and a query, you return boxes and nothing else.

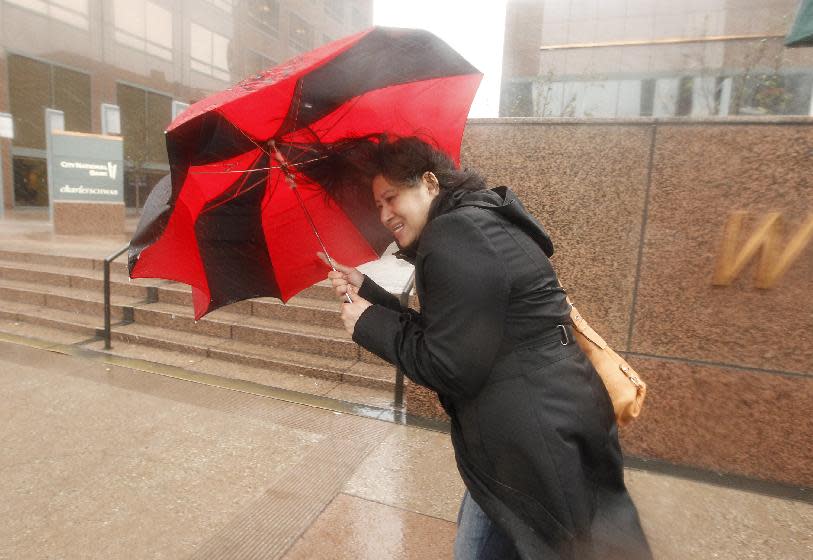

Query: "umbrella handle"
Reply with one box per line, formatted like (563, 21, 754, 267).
(321, 250, 354, 304)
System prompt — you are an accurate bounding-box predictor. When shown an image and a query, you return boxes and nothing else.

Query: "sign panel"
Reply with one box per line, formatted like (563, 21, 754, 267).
(50, 131, 124, 203)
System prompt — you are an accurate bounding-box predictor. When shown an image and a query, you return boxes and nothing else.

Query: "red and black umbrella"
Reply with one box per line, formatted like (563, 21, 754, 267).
(128, 27, 481, 319)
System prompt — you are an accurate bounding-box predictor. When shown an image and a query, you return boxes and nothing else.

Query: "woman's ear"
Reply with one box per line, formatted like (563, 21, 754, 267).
(423, 171, 440, 194)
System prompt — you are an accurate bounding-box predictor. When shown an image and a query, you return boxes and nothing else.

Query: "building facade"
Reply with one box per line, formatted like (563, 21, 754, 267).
(500, 0, 813, 118)
(0, 0, 372, 212)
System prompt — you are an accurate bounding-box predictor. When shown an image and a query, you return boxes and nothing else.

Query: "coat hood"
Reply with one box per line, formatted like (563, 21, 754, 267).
(452, 187, 554, 257)
(396, 186, 554, 262)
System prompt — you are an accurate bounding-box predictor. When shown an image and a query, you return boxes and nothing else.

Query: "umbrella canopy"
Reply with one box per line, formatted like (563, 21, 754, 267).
(786, 0, 813, 47)
(129, 27, 481, 319)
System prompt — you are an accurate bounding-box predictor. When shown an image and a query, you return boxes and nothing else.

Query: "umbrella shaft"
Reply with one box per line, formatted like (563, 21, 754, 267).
(290, 184, 353, 304)
(270, 140, 352, 304)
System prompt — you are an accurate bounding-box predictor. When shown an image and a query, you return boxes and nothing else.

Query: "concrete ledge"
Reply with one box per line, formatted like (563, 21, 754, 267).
(53, 201, 124, 236)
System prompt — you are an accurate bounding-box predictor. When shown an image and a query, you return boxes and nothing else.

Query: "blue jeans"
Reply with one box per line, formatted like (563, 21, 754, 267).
(454, 490, 521, 560)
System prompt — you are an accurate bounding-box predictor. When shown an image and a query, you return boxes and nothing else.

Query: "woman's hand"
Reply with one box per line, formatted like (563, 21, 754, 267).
(340, 285, 372, 336)
(318, 252, 364, 302)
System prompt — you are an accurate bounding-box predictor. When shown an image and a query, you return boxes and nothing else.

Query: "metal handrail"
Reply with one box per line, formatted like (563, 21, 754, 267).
(103, 243, 130, 349)
(393, 270, 416, 409)
(102, 245, 416, 406)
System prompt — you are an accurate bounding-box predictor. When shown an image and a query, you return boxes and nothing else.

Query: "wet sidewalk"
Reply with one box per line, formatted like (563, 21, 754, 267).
(1, 337, 811, 560)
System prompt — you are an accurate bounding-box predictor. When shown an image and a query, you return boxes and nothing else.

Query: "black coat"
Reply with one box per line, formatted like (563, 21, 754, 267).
(354, 187, 652, 560)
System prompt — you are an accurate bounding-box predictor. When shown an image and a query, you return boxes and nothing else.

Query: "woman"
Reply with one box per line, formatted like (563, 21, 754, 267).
(321, 137, 652, 560)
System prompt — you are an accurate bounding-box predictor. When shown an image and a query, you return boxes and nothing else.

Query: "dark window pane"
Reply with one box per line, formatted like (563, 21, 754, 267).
(8, 55, 50, 150)
(676, 76, 694, 116)
(13, 156, 49, 207)
(640, 79, 656, 117)
(117, 83, 147, 164)
(289, 13, 312, 51)
(53, 65, 92, 133)
(146, 91, 172, 164)
(499, 81, 532, 117)
(735, 73, 813, 116)
(247, 0, 279, 34)
(324, 0, 344, 21)
(245, 50, 272, 77)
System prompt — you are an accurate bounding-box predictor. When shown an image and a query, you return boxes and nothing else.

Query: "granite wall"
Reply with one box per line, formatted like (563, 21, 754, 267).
(404, 117, 813, 488)
(53, 202, 125, 236)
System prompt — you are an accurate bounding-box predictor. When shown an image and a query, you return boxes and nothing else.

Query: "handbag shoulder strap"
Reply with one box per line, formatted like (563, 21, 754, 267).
(569, 304, 608, 350)
(559, 279, 609, 350)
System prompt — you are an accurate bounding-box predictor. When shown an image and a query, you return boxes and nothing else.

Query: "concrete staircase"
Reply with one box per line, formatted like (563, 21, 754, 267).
(0, 248, 397, 392)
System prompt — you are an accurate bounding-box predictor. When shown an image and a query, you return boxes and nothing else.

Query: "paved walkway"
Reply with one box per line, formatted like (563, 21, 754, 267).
(1, 338, 811, 560)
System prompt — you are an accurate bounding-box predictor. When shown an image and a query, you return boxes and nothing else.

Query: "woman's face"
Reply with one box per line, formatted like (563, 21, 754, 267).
(372, 173, 439, 249)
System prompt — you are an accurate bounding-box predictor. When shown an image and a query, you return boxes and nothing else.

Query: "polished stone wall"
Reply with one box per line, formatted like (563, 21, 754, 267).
(405, 117, 813, 488)
(53, 202, 124, 236)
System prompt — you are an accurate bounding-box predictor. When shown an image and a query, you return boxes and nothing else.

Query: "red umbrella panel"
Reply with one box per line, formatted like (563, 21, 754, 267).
(129, 27, 482, 319)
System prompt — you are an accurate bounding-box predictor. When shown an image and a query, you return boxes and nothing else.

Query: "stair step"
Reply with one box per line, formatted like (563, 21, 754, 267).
(0, 259, 159, 298)
(0, 277, 146, 319)
(0, 250, 396, 367)
(0, 249, 101, 271)
(79, 337, 346, 396)
(0, 271, 388, 367)
(0, 257, 339, 304)
(0, 299, 396, 389)
(153, 283, 342, 327)
(0, 299, 99, 337)
(128, 301, 369, 362)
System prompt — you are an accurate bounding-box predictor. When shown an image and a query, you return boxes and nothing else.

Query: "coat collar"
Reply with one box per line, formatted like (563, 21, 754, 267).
(394, 186, 554, 263)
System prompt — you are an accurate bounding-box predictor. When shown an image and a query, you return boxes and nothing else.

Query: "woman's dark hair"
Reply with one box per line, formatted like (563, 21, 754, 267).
(369, 136, 487, 219)
(298, 134, 486, 220)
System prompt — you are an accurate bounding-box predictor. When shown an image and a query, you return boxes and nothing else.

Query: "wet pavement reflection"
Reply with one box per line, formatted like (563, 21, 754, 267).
(1, 338, 811, 559)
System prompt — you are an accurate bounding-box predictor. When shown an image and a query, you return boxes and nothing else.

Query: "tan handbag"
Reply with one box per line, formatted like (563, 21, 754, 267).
(568, 304, 646, 426)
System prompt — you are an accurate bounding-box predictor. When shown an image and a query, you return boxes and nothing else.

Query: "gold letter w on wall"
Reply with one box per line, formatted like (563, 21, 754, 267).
(713, 212, 813, 288)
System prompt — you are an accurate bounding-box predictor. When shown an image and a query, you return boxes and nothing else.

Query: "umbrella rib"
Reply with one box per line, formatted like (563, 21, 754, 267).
(224, 110, 273, 160)
(191, 154, 331, 175)
(203, 172, 268, 213)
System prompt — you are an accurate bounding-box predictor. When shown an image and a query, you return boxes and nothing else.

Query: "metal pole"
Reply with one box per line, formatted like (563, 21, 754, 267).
(104, 259, 111, 349)
(394, 270, 415, 409)
(103, 243, 129, 350)
(0, 144, 4, 219)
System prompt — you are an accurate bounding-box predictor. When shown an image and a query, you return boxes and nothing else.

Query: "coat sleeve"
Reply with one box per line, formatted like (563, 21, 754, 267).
(358, 275, 403, 312)
(352, 212, 510, 400)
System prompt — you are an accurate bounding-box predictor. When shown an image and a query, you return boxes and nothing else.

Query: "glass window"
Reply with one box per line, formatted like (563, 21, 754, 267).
(6, 0, 89, 29)
(289, 13, 313, 52)
(324, 0, 345, 22)
(640, 79, 656, 117)
(117, 83, 147, 166)
(146, 92, 172, 164)
(500, 81, 533, 117)
(117, 83, 172, 208)
(351, 6, 367, 29)
(7, 54, 91, 206)
(245, 50, 273, 77)
(113, 0, 173, 60)
(246, 0, 279, 35)
(204, 0, 232, 12)
(7, 54, 91, 151)
(13, 157, 49, 207)
(190, 23, 231, 81)
(676, 76, 694, 116)
(733, 73, 813, 116)
(501, 0, 812, 119)
(53, 65, 92, 134)
(8, 55, 51, 151)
